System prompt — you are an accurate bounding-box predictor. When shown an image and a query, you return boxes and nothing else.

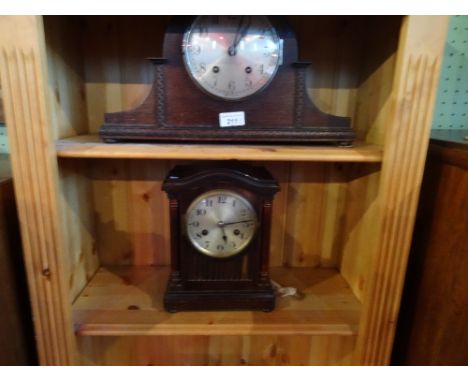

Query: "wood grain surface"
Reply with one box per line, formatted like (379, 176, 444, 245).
(76, 334, 356, 365)
(73, 266, 361, 336)
(355, 16, 450, 365)
(56, 134, 383, 162)
(0, 15, 76, 365)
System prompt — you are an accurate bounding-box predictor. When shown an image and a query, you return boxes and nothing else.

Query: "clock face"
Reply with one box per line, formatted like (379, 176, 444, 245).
(182, 16, 281, 101)
(185, 189, 258, 258)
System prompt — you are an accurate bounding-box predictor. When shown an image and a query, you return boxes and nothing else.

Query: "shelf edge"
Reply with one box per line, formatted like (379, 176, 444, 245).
(56, 135, 383, 163)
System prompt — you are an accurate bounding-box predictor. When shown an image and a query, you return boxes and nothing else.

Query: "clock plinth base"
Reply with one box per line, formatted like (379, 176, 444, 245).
(100, 125, 355, 145)
(164, 285, 275, 313)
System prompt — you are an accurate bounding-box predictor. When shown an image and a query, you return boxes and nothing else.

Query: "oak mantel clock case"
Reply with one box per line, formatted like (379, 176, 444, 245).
(162, 162, 280, 312)
(100, 15, 354, 144)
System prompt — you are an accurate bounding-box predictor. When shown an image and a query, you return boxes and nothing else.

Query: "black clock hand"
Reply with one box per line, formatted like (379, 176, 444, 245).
(219, 219, 254, 227)
(220, 226, 228, 242)
(233, 16, 251, 50)
(228, 16, 247, 56)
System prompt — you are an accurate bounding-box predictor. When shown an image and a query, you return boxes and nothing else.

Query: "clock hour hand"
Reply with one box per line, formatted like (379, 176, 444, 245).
(220, 226, 228, 242)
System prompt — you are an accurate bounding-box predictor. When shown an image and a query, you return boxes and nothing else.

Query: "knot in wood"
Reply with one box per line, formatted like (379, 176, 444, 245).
(42, 268, 51, 279)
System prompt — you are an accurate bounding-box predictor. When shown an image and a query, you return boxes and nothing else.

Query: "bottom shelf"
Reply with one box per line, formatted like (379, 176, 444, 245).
(73, 266, 361, 336)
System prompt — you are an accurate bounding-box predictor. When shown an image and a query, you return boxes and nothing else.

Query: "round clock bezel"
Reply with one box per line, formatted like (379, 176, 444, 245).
(181, 15, 282, 102)
(185, 189, 258, 258)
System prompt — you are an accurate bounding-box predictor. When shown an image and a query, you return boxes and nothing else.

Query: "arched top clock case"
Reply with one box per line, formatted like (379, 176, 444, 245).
(100, 16, 354, 144)
(162, 162, 280, 312)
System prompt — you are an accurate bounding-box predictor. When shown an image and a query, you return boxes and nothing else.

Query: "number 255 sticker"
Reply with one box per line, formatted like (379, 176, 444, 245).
(219, 111, 245, 128)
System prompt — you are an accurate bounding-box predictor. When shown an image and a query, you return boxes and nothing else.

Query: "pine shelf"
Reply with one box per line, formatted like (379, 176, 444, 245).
(56, 134, 383, 162)
(73, 265, 361, 337)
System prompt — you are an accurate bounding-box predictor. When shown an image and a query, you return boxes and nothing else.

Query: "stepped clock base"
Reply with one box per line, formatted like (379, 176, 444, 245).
(164, 287, 276, 313)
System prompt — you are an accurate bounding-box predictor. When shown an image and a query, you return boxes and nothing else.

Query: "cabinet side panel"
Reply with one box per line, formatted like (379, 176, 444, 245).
(339, 164, 381, 302)
(76, 335, 356, 366)
(353, 17, 401, 145)
(58, 160, 100, 301)
(43, 16, 89, 139)
(44, 17, 100, 302)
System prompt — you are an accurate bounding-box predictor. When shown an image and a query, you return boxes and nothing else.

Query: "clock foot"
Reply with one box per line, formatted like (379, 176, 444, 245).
(103, 138, 119, 143)
(164, 289, 275, 312)
(337, 141, 353, 148)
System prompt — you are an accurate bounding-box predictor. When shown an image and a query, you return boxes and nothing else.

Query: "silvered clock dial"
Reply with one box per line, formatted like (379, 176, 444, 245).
(185, 189, 257, 258)
(182, 16, 282, 101)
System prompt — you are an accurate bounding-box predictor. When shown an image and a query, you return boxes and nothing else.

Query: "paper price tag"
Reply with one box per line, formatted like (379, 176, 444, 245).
(219, 111, 245, 128)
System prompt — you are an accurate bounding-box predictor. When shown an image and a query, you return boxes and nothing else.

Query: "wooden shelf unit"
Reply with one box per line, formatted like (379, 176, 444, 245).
(0, 15, 449, 365)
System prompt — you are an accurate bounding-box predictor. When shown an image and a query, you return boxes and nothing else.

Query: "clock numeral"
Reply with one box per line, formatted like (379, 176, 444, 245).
(217, 196, 227, 204)
(190, 221, 200, 227)
(205, 199, 213, 207)
(232, 200, 236, 207)
(199, 63, 206, 73)
(240, 233, 245, 239)
(196, 209, 207, 216)
(190, 45, 201, 55)
(228, 81, 236, 92)
(204, 241, 210, 249)
(259, 64, 264, 74)
(217, 244, 224, 251)
(231, 242, 237, 248)
(197, 25, 208, 36)
(245, 79, 253, 89)
(240, 209, 248, 217)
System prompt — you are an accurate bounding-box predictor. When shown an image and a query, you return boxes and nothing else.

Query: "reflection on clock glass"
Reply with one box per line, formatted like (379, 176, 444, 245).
(182, 16, 281, 101)
(186, 190, 257, 258)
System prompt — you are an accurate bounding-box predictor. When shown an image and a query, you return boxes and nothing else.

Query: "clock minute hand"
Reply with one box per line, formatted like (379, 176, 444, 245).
(233, 16, 251, 50)
(219, 219, 254, 227)
(228, 16, 246, 56)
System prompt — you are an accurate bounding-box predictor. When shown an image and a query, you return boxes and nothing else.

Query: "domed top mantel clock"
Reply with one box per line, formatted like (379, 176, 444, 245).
(99, 15, 354, 144)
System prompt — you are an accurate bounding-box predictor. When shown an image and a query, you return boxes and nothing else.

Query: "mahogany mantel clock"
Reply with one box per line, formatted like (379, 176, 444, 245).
(162, 162, 279, 312)
(100, 15, 354, 144)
